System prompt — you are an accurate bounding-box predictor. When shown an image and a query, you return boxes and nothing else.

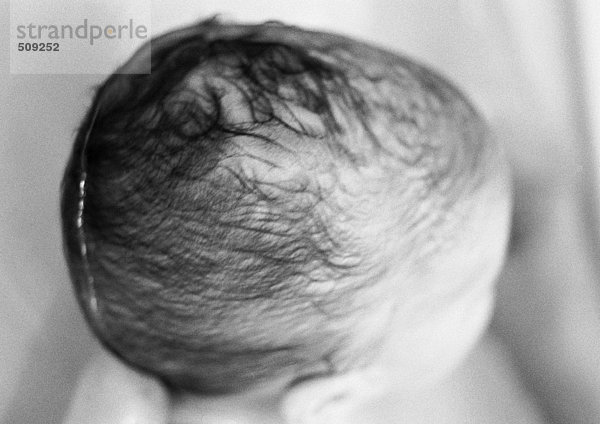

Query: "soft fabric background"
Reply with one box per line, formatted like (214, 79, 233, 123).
(1, 1, 599, 423)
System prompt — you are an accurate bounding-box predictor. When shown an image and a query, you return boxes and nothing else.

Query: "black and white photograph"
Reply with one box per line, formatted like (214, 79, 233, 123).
(2, 1, 600, 423)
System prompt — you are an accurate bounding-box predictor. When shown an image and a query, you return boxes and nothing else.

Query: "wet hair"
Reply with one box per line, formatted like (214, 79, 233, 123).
(61, 19, 494, 393)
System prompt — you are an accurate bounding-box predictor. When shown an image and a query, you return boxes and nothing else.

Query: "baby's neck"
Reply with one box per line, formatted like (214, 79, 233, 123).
(169, 380, 288, 424)
(168, 335, 547, 424)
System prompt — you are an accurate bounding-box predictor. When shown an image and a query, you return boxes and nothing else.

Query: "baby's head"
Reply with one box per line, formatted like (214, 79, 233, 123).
(61, 19, 510, 413)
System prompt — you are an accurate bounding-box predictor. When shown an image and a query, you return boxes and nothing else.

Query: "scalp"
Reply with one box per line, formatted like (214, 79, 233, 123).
(61, 19, 497, 393)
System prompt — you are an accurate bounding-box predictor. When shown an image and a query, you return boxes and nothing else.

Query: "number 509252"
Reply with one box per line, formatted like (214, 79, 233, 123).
(17, 42, 60, 52)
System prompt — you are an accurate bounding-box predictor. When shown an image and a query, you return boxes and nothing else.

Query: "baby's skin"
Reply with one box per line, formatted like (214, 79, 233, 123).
(61, 20, 519, 423)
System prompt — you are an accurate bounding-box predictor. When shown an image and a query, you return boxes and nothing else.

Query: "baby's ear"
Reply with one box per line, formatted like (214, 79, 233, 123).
(280, 368, 384, 424)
